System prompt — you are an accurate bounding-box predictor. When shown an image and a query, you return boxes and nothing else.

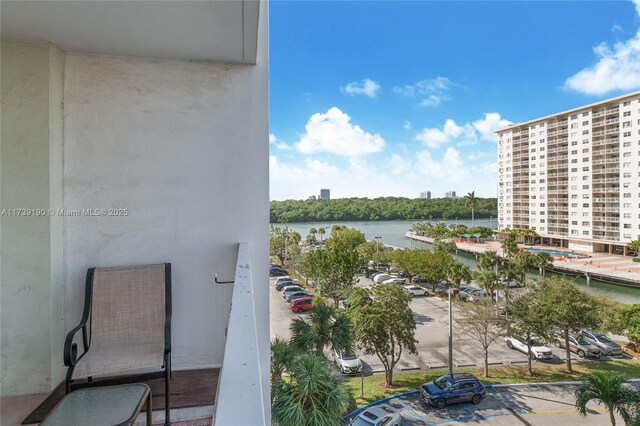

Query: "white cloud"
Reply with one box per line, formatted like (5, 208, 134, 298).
(270, 149, 498, 200)
(612, 24, 624, 34)
(472, 113, 512, 141)
(565, 1, 640, 95)
(418, 95, 445, 108)
(269, 133, 277, 144)
(414, 113, 510, 149)
(393, 76, 457, 108)
(414, 119, 477, 148)
(294, 107, 385, 156)
(276, 142, 292, 151)
(403, 120, 412, 130)
(341, 78, 381, 98)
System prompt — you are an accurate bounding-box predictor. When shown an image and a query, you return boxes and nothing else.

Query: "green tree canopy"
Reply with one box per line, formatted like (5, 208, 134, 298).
(348, 284, 418, 386)
(534, 277, 603, 373)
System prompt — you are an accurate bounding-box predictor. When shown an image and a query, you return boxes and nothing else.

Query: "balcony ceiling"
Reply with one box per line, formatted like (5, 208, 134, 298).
(1, 0, 259, 64)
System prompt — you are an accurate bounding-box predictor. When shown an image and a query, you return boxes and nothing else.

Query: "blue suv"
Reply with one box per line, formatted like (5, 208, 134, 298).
(420, 373, 486, 409)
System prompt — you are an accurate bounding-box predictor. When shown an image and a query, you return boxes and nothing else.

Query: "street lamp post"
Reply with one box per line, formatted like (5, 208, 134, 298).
(448, 288, 453, 374)
(374, 236, 382, 269)
(489, 216, 493, 230)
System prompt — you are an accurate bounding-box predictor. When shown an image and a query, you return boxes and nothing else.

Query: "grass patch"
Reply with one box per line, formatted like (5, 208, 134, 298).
(345, 359, 640, 407)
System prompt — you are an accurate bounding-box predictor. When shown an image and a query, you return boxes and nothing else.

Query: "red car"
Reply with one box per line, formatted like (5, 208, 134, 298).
(290, 297, 313, 312)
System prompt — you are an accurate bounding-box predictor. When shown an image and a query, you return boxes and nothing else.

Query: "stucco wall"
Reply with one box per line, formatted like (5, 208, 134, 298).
(0, 41, 64, 396)
(62, 48, 269, 372)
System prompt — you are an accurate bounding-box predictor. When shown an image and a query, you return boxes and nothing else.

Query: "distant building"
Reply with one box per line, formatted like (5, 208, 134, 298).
(420, 191, 431, 199)
(320, 188, 330, 200)
(445, 191, 457, 199)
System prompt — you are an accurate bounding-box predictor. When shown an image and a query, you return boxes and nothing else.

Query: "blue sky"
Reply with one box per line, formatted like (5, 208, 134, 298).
(269, 0, 640, 200)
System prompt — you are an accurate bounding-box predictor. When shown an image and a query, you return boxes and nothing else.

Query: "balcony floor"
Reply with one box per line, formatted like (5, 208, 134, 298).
(2, 368, 218, 426)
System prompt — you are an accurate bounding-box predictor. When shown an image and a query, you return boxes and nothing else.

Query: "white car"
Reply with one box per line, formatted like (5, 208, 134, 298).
(382, 278, 406, 285)
(373, 274, 392, 283)
(505, 336, 553, 360)
(275, 276, 292, 284)
(403, 285, 428, 297)
(281, 285, 304, 297)
(333, 349, 363, 374)
(349, 404, 401, 426)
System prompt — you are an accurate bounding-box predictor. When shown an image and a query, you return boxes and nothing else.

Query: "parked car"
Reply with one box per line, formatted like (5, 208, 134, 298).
(349, 404, 401, 426)
(333, 349, 363, 374)
(458, 290, 477, 302)
(579, 330, 624, 356)
(412, 274, 430, 283)
(275, 279, 300, 291)
(373, 274, 393, 284)
(285, 290, 312, 302)
(281, 285, 304, 297)
(382, 278, 406, 285)
(505, 336, 553, 360)
(554, 334, 601, 358)
(403, 285, 428, 297)
(467, 288, 489, 297)
(290, 297, 313, 312)
(270, 267, 287, 277)
(420, 373, 486, 409)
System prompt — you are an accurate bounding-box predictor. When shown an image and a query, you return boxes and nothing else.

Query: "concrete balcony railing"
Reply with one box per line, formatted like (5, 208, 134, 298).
(214, 242, 268, 426)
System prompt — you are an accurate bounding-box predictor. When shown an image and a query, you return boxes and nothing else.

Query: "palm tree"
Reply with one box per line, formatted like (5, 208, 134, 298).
(318, 227, 326, 243)
(271, 337, 297, 381)
(446, 260, 472, 294)
(464, 191, 479, 227)
(533, 252, 553, 276)
(474, 269, 500, 317)
(271, 353, 351, 426)
(575, 372, 632, 426)
(290, 305, 353, 354)
(478, 251, 501, 273)
(501, 235, 519, 260)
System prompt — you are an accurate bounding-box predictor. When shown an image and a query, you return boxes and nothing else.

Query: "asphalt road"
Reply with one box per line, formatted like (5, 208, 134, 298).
(345, 382, 635, 425)
(269, 275, 631, 374)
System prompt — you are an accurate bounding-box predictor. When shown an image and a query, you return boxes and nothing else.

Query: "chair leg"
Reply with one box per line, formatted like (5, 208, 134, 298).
(165, 357, 171, 426)
(146, 392, 153, 426)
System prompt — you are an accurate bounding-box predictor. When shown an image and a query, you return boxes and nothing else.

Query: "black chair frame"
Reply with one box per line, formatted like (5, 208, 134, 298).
(63, 263, 172, 425)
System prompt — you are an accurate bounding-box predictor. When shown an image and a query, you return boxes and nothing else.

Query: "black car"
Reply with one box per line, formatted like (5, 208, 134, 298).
(270, 268, 287, 277)
(412, 274, 428, 283)
(420, 373, 486, 409)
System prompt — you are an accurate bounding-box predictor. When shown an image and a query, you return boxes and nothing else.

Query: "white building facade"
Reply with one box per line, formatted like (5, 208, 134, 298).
(497, 91, 640, 254)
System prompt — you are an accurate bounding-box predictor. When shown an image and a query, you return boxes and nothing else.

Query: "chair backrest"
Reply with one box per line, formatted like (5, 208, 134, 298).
(91, 263, 167, 353)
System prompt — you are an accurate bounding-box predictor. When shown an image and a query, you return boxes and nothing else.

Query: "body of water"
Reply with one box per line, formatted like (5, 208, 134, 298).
(274, 219, 640, 305)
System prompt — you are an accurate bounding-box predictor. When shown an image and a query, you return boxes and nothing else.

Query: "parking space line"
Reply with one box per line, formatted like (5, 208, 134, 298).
(427, 410, 523, 425)
(393, 399, 429, 423)
(506, 407, 533, 426)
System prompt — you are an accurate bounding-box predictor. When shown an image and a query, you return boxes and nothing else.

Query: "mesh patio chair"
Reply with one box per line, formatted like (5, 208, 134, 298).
(64, 263, 172, 425)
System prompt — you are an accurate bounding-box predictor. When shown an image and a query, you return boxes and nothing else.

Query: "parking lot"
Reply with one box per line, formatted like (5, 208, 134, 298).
(270, 275, 631, 374)
(345, 382, 635, 425)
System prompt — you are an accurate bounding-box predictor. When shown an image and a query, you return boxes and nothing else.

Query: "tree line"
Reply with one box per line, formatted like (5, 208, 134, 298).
(270, 196, 497, 223)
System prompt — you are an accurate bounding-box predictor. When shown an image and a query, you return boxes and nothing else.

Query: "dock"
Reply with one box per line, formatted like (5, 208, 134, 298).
(405, 232, 640, 288)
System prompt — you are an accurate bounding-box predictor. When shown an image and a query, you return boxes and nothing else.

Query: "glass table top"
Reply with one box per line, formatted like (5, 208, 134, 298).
(41, 384, 149, 426)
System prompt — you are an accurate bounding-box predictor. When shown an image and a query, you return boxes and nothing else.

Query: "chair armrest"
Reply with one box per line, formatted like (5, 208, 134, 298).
(64, 323, 89, 366)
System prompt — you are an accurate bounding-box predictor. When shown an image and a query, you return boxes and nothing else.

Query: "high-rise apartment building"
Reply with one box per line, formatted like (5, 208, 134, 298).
(445, 191, 457, 199)
(496, 91, 640, 254)
(420, 190, 431, 199)
(320, 188, 330, 200)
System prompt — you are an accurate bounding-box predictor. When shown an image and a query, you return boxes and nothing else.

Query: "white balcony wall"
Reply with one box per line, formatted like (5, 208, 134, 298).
(1, 41, 64, 396)
(63, 49, 269, 372)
